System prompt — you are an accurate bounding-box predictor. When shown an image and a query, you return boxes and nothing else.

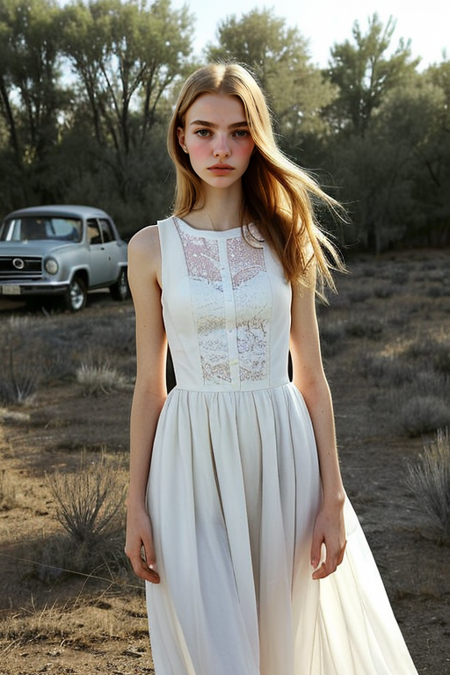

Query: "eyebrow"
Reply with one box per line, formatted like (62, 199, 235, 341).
(189, 120, 249, 130)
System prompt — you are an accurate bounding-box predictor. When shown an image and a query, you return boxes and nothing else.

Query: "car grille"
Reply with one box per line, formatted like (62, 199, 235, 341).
(0, 256, 42, 280)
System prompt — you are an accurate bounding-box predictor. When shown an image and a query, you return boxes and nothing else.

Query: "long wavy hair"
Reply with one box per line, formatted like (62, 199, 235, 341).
(167, 62, 344, 289)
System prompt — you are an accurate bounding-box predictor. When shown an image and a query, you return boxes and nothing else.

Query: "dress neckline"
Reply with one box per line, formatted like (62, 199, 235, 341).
(174, 216, 244, 239)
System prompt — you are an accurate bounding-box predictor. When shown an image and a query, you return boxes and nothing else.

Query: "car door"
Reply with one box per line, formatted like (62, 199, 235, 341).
(87, 218, 115, 286)
(98, 218, 121, 282)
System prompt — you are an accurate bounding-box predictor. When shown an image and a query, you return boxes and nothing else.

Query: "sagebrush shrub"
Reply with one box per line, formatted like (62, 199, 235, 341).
(0, 315, 73, 403)
(92, 315, 135, 355)
(76, 361, 128, 396)
(319, 321, 346, 358)
(48, 455, 126, 546)
(347, 289, 372, 303)
(374, 285, 394, 299)
(0, 470, 18, 510)
(345, 316, 384, 340)
(390, 269, 409, 285)
(427, 286, 450, 298)
(406, 428, 450, 542)
(432, 340, 450, 375)
(44, 455, 127, 576)
(400, 395, 450, 437)
(360, 353, 413, 386)
(0, 343, 42, 404)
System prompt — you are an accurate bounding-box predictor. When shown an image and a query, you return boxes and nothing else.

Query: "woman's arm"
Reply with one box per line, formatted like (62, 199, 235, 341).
(125, 226, 167, 583)
(290, 267, 347, 580)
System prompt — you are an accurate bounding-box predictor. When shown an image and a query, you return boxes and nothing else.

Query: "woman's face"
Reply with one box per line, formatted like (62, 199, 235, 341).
(177, 93, 255, 191)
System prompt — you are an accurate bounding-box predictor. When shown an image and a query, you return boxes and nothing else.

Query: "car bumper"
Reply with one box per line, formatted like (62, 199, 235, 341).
(0, 281, 69, 297)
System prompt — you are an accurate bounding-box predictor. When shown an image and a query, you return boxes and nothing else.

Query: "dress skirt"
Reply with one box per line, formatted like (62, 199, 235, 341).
(145, 385, 418, 675)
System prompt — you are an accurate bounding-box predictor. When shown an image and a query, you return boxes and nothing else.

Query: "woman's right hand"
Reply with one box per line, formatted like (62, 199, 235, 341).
(125, 506, 161, 584)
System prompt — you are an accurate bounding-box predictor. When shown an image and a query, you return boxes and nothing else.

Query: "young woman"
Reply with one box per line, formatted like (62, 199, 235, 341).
(125, 63, 418, 675)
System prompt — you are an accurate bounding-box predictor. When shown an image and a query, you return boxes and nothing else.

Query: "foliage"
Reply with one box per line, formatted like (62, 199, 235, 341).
(0, 318, 43, 404)
(0, 0, 193, 227)
(0, 314, 77, 404)
(47, 454, 126, 547)
(400, 395, 450, 437)
(323, 16, 450, 251)
(61, 0, 193, 153)
(324, 14, 419, 135)
(76, 359, 128, 396)
(0, 4, 449, 248)
(42, 454, 127, 577)
(0, 469, 18, 510)
(0, 0, 67, 206)
(407, 428, 450, 542)
(205, 8, 336, 150)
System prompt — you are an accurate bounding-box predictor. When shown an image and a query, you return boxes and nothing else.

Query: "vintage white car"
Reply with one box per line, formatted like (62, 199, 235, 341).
(0, 205, 128, 311)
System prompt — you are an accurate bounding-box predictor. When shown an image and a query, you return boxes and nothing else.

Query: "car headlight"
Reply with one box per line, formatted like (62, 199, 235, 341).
(44, 257, 59, 275)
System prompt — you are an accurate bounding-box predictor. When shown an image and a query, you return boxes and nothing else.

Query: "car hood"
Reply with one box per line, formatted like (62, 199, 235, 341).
(0, 240, 77, 256)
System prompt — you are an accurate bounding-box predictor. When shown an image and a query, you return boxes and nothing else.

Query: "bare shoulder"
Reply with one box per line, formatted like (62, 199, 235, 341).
(129, 224, 160, 259)
(128, 225, 161, 285)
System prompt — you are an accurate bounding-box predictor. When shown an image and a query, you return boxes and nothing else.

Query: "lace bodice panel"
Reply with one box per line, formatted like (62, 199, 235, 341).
(158, 217, 292, 392)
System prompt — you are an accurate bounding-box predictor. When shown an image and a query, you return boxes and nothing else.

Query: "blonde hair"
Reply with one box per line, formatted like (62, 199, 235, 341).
(167, 62, 344, 289)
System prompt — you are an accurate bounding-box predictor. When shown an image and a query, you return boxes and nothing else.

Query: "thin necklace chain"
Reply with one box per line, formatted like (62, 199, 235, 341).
(205, 209, 217, 231)
(205, 209, 246, 232)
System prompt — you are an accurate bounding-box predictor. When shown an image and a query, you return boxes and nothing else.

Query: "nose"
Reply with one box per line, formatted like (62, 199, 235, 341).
(213, 134, 230, 159)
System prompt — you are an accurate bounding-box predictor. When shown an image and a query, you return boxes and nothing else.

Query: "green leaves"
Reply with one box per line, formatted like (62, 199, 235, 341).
(61, 0, 193, 152)
(0, 4, 448, 249)
(322, 14, 450, 251)
(326, 14, 419, 135)
(205, 8, 336, 148)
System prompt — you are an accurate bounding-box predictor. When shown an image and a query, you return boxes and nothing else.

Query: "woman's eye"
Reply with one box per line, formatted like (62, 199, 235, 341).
(195, 129, 210, 137)
(234, 130, 249, 138)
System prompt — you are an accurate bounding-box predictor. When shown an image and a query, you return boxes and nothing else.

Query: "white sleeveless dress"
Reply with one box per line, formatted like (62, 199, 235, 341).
(145, 216, 418, 675)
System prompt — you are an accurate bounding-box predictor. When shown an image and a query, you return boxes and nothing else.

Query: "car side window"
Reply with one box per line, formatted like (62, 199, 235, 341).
(52, 218, 82, 242)
(99, 219, 114, 243)
(87, 219, 102, 245)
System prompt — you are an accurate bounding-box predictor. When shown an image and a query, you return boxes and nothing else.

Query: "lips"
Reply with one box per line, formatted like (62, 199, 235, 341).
(208, 164, 234, 174)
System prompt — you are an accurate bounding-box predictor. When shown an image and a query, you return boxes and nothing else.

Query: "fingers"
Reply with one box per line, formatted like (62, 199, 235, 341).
(126, 551, 161, 583)
(312, 540, 347, 580)
(125, 509, 161, 584)
(125, 542, 161, 584)
(136, 557, 161, 584)
(310, 533, 323, 572)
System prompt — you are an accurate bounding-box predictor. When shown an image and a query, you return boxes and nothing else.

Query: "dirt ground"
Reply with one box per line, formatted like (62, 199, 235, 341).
(1, 249, 450, 674)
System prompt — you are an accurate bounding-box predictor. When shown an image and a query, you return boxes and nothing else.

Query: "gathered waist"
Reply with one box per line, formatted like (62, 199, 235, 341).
(170, 378, 291, 395)
(159, 381, 309, 424)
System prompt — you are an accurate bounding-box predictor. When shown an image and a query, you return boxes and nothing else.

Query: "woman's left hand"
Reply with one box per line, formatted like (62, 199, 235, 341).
(310, 499, 347, 580)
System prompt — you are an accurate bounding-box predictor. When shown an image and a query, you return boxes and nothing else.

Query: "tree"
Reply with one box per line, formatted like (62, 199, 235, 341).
(205, 9, 336, 153)
(411, 61, 450, 243)
(51, 0, 195, 224)
(327, 70, 450, 251)
(320, 15, 435, 251)
(61, 0, 193, 154)
(0, 0, 65, 189)
(325, 14, 419, 135)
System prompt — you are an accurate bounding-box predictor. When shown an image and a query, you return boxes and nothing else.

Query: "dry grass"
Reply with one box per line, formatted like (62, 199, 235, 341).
(407, 428, 450, 542)
(42, 453, 127, 578)
(0, 470, 18, 511)
(0, 343, 42, 405)
(0, 316, 72, 405)
(76, 361, 128, 396)
(1, 254, 450, 674)
(0, 589, 148, 655)
(400, 395, 450, 437)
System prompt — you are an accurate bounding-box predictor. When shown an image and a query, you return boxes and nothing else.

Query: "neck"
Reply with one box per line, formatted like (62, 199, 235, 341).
(201, 181, 244, 231)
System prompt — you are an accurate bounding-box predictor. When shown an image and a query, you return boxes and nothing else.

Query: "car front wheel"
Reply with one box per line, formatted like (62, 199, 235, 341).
(64, 276, 87, 312)
(109, 268, 129, 301)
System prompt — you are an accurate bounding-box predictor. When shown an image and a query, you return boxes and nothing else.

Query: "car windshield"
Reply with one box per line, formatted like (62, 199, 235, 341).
(0, 216, 82, 242)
